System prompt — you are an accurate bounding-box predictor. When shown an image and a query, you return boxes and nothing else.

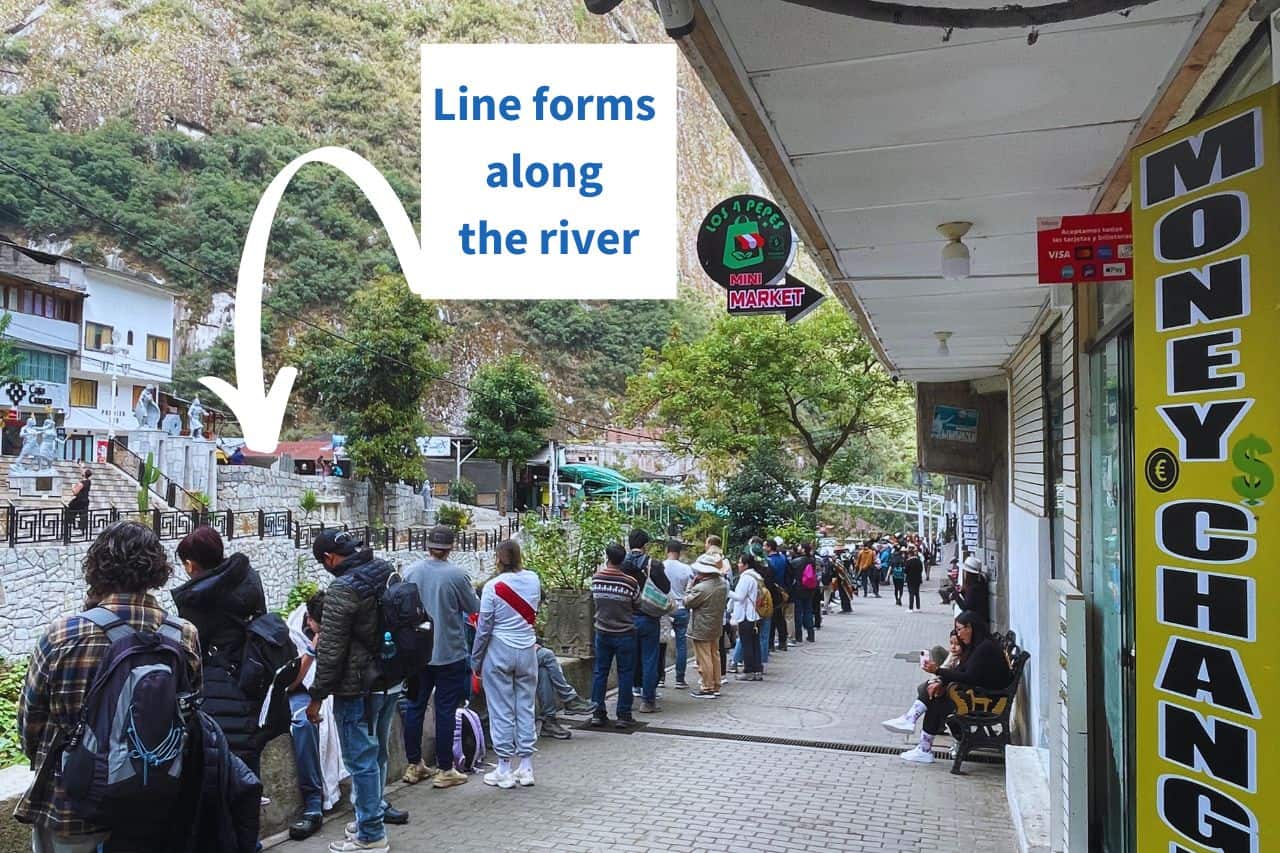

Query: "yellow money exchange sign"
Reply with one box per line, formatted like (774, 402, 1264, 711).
(1132, 83, 1278, 852)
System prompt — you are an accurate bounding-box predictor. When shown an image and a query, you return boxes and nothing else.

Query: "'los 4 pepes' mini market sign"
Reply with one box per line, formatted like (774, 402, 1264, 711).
(696, 194, 823, 323)
(1132, 83, 1279, 853)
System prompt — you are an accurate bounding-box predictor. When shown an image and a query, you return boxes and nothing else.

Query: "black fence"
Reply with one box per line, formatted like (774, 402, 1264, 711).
(107, 439, 205, 511)
(2, 504, 524, 551)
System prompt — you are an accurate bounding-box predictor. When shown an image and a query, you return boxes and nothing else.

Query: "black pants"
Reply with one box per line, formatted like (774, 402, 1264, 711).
(772, 604, 788, 649)
(838, 584, 852, 612)
(720, 623, 735, 673)
(868, 571, 880, 596)
(893, 579, 905, 604)
(812, 589, 823, 629)
(738, 620, 762, 674)
(922, 693, 955, 735)
(907, 582, 922, 610)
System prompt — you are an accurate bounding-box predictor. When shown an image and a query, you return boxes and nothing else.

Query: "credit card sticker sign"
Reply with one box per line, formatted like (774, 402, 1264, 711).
(1036, 212, 1133, 285)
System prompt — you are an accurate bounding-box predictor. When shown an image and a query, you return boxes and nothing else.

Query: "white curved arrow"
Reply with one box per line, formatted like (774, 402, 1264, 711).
(201, 146, 429, 452)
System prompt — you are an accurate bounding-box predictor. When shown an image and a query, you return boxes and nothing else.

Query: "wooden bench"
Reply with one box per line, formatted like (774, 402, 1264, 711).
(943, 631, 1031, 775)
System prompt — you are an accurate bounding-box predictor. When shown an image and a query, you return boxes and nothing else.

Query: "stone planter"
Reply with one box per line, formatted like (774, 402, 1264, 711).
(540, 588, 594, 659)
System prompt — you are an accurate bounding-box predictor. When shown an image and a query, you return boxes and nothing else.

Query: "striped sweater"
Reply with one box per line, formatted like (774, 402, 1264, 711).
(591, 565, 641, 634)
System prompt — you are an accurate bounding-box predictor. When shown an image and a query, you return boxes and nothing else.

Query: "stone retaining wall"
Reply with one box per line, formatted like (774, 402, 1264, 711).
(217, 466, 424, 530)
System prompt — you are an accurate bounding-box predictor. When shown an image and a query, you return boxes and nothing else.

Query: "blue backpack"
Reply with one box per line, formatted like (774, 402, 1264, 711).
(60, 608, 197, 827)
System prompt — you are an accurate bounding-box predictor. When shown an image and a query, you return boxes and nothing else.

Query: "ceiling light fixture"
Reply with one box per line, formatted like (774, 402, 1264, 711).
(938, 222, 972, 279)
(935, 331, 953, 356)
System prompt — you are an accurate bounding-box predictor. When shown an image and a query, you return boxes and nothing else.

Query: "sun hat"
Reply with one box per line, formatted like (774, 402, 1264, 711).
(962, 555, 985, 575)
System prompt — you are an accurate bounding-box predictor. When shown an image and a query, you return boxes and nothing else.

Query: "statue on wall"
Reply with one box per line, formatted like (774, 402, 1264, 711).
(35, 418, 61, 469)
(133, 385, 161, 429)
(187, 396, 207, 440)
(13, 415, 60, 475)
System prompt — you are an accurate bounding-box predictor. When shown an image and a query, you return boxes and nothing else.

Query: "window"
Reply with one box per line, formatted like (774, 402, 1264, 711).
(14, 348, 68, 384)
(70, 378, 98, 408)
(126, 331, 134, 346)
(146, 335, 170, 363)
(85, 322, 113, 351)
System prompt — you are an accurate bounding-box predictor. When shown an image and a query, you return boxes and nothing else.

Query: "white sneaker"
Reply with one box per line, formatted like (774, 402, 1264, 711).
(899, 746, 936, 764)
(330, 839, 389, 853)
(483, 768, 516, 789)
(513, 767, 535, 787)
(881, 715, 916, 735)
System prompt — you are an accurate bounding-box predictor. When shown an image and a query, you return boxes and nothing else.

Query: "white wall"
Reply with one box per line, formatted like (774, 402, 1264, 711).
(1007, 501, 1052, 748)
(77, 266, 175, 385)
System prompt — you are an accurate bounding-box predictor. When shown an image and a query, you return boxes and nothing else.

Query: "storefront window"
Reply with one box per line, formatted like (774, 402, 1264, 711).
(1089, 331, 1135, 852)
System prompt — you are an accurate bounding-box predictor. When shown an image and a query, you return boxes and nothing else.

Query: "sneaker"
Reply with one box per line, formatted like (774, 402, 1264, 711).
(260, 796, 271, 807)
(382, 807, 408, 825)
(588, 713, 608, 728)
(290, 813, 323, 841)
(541, 718, 572, 740)
(632, 686, 644, 697)
(401, 760, 437, 785)
(752, 674, 763, 681)
(330, 839, 388, 853)
(563, 696, 596, 714)
(728, 664, 740, 673)
(899, 746, 936, 764)
(690, 690, 716, 699)
(483, 768, 516, 789)
(735, 674, 755, 682)
(614, 715, 635, 729)
(513, 767, 535, 787)
(637, 701, 660, 713)
(674, 679, 688, 690)
(432, 768, 468, 789)
(882, 715, 917, 735)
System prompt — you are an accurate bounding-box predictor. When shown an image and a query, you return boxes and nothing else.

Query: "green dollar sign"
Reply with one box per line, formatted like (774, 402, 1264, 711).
(1231, 434, 1274, 506)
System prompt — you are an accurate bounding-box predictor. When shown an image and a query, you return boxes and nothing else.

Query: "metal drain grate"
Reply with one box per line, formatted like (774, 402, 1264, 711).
(639, 725, 1003, 764)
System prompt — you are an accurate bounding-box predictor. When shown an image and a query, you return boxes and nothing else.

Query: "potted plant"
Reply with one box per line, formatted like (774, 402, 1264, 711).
(527, 500, 625, 658)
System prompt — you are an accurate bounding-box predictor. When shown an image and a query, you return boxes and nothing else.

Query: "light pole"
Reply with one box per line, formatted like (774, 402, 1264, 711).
(102, 335, 131, 441)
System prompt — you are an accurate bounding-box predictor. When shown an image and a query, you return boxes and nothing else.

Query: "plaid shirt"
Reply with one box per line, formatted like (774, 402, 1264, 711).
(14, 593, 203, 836)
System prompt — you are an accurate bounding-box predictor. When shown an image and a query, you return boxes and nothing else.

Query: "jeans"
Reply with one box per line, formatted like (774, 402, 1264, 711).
(289, 691, 324, 815)
(633, 614, 661, 703)
(793, 593, 815, 642)
(758, 617, 771, 664)
(334, 692, 397, 843)
(591, 630, 636, 717)
(535, 645, 578, 722)
(671, 609, 690, 682)
(482, 640, 538, 759)
(738, 620, 762, 674)
(908, 582, 922, 610)
(399, 658, 469, 770)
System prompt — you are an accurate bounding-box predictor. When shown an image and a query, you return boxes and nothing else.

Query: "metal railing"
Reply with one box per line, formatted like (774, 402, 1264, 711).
(107, 439, 205, 511)
(1, 504, 524, 550)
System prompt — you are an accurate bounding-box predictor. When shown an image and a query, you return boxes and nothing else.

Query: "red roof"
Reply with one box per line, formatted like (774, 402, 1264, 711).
(272, 439, 339, 460)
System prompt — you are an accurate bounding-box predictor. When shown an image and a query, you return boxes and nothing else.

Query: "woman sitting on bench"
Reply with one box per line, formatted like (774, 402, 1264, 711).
(881, 629, 965, 736)
(899, 610, 1011, 765)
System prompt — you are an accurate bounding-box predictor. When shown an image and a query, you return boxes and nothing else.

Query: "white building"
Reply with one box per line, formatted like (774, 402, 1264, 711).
(62, 264, 177, 461)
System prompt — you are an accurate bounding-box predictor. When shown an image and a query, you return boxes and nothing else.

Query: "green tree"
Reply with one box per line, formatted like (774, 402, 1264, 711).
(292, 275, 446, 520)
(464, 355, 555, 513)
(0, 314, 24, 382)
(719, 439, 806, 549)
(626, 302, 913, 510)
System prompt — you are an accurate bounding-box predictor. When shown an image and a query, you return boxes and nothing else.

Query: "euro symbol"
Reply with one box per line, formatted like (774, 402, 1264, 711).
(1145, 448, 1178, 493)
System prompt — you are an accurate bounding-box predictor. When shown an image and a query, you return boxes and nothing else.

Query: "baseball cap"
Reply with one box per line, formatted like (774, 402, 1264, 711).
(312, 529, 358, 563)
(427, 525, 456, 549)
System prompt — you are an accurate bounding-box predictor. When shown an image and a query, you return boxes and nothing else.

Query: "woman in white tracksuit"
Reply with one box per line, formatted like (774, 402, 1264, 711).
(472, 540, 542, 789)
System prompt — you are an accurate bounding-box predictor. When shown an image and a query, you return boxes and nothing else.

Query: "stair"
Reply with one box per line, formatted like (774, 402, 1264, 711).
(0, 459, 172, 511)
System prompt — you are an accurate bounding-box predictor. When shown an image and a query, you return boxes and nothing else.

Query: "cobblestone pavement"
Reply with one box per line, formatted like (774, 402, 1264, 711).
(283, 577, 1018, 853)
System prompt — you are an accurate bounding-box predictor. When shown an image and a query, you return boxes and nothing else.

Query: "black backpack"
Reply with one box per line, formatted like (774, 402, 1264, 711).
(363, 571, 434, 691)
(236, 611, 296, 702)
(60, 607, 197, 827)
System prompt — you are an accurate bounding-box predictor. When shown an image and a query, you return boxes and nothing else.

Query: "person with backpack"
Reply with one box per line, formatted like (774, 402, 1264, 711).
(891, 549, 907, 606)
(307, 530, 411, 853)
(172, 526, 284, 781)
(399, 524, 480, 791)
(791, 544, 817, 644)
(728, 553, 763, 681)
(471, 540, 542, 789)
(763, 538, 790, 652)
(905, 544, 925, 613)
(15, 521, 208, 852)
(621, 528, 670, 714)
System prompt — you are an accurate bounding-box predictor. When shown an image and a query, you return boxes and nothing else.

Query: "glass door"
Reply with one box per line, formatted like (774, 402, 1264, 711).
(1090, 330, 1136, 852)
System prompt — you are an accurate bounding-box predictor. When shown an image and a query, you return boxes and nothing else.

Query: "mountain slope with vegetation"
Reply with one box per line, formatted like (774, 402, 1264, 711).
(0, 0, 753, 431)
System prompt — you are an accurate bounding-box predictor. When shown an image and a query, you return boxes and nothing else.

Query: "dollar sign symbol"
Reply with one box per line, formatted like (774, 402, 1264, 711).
(1231, 434, 1274, 506)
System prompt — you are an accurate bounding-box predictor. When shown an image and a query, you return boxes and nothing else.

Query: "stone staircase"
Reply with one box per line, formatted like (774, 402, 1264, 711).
(0, 459, 172, 510)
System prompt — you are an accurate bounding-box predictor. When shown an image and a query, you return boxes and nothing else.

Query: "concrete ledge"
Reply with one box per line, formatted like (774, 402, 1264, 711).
(1005, 745, 1054, 853)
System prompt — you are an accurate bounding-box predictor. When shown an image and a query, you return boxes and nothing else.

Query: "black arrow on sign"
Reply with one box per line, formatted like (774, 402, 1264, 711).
(724, 273, 825, 323)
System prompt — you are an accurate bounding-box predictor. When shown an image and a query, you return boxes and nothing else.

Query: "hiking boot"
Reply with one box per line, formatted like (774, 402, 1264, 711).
(483, 768, 516, 789)
(432, 768, 468, 789)
(588, 712, 609, 728)
(637, 701, 660, 713)
(541, 717, 572, 739)
(563, 696, 596, 714)
(382, 806, 408, 825)
(401, 760, 437, 785)
(289, 813, 323, 841)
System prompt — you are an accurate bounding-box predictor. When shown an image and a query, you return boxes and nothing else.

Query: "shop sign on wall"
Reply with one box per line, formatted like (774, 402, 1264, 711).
(1036, 212, 1133, 285)
(1132, 84, 1278, 853)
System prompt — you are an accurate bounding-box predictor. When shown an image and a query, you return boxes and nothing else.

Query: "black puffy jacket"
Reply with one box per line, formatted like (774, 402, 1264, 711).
(171, 553, 267, 761)
(184, 709, 261, 852)
(311, 550, 395, 701)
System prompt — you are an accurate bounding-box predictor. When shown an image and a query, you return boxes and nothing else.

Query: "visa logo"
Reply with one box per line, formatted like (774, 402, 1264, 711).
(1047, 250, 1070, 260)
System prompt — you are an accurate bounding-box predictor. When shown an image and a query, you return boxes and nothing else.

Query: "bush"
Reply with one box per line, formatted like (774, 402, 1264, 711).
(280, 578, 320, 618)
(448, 478, 477, 506)
(524, 500, 625, 590)
(1, 658, 28, 768)
(437, 503, 472, 530)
